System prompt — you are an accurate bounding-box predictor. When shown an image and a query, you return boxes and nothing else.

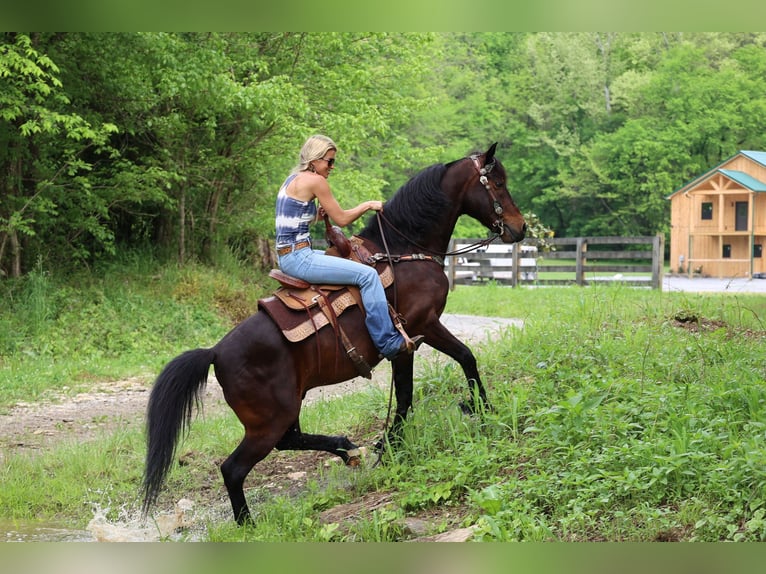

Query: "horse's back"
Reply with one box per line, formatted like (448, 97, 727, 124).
(212, 310, 287, 384)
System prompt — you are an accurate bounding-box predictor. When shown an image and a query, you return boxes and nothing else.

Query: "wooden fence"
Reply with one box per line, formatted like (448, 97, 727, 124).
(446, 235, 665, 290)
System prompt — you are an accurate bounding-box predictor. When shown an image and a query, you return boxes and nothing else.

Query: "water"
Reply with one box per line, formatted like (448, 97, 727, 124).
(0, 498, 197, 542)
(1, 519, 95, 542)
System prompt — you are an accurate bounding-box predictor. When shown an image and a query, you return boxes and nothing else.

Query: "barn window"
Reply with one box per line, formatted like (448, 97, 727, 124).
(755, 244, 763, 258)
(722, 244, 732, 258)
(701, 202, 713, 220)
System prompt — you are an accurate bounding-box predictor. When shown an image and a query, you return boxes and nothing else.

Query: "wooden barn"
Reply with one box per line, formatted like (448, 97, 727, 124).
(668, 150, 766, 278)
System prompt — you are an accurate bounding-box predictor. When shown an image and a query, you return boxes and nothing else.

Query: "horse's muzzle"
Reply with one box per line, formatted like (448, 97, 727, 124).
(501, 222, 527, 243)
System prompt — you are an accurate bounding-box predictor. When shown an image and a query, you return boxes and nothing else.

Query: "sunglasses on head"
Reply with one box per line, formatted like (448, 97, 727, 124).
(317, 157, 335, 167)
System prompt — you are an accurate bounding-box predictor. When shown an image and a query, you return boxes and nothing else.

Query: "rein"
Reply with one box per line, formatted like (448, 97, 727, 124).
(372, 153, 504, 462)
(375, 212, 499, 261)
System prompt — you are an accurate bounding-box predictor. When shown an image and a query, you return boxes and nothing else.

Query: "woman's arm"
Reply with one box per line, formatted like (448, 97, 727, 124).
(312, 177, 382, 228)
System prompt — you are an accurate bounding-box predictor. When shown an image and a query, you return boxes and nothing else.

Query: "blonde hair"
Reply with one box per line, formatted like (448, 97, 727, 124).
(290, 134, 337, 175)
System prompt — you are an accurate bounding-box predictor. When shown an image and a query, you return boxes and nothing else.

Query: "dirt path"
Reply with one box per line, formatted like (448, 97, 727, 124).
(0, 314, 522, 459)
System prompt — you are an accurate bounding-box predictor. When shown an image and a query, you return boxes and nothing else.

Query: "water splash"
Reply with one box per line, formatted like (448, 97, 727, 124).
(86, 498, 197, 542)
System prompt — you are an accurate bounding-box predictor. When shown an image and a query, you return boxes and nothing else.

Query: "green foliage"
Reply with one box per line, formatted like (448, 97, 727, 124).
(0, 251, 259, 407)
(5, 32, 766, 276)
(0, 33, 121, 274)
(0, 426, 143, 522)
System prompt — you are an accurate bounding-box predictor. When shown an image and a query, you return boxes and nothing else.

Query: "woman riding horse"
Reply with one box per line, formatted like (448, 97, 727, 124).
(142, 142, 526, 524)
(275, 134, 422, 361)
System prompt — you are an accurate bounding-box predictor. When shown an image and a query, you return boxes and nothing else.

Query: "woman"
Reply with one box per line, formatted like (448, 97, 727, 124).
(275, 134, 421, 361)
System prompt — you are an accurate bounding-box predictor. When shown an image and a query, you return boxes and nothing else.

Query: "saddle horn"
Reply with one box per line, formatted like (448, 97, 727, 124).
(323, 213, 352, 258)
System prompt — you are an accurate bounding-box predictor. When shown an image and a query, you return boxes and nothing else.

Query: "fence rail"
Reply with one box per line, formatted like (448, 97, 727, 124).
(446, 235, 665, 290)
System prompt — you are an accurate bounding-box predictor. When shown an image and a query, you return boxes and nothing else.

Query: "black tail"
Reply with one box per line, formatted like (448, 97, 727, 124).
(141, 348, 215, 517)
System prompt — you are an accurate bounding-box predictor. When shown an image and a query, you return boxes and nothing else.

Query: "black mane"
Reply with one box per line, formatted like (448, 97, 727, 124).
(359, 162, 455, 250)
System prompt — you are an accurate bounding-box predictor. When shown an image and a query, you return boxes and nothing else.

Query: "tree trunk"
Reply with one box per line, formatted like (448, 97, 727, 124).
(257, 238, 275, 270)
(178, 186, 186, 265)
(0, 232, 7, 278)
(9, 229, 21, 278)
(202, 180, 223, 264)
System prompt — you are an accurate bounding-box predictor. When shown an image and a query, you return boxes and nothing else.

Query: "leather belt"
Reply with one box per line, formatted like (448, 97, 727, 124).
(277, 240, 311, 256)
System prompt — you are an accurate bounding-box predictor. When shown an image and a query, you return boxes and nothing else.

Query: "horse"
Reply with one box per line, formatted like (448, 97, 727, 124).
(141, 142, 527, 525)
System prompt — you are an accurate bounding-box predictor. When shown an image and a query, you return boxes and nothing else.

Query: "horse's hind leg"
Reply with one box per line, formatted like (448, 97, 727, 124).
(221, 432, 279, 525)
(276, 420, 362, 466)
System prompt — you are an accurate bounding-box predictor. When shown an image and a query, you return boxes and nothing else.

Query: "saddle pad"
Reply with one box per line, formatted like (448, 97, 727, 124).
(259, 290, 360, 342)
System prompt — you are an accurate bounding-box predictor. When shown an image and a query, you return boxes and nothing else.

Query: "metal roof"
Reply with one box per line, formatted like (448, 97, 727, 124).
(719, 169, 766, 192)
(668, 150, 766, 198)
(740, 150, 766, 167)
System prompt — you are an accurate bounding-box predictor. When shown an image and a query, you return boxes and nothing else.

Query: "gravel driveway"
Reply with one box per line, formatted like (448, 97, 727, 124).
(663, 275, 766, 293)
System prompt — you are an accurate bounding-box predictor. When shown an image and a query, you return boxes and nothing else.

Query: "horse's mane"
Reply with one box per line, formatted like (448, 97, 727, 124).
(360, 162, 456, 249)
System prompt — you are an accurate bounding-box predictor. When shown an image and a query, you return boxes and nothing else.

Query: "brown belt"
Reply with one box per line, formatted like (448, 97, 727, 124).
(277, 240, 311, 256)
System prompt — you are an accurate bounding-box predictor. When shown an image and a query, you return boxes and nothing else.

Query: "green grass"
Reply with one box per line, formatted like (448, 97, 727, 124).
(2, 265, 766, 541)
(0, 255, 268, 409)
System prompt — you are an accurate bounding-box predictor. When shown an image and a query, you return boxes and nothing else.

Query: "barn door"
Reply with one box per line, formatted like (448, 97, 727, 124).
(735, 202, 749, 231)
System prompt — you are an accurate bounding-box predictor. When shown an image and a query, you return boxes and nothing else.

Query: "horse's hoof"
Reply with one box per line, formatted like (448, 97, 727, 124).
(345, 447, 364, 466)
(459, 400, 475, 415)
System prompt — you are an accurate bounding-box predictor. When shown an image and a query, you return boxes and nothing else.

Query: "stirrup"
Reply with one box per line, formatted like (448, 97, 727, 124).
(387, 303, 418, 348)
(405, 334, 426, 353)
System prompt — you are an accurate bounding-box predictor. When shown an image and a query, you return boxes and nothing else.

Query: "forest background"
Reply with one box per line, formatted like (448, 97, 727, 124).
(3, 31, 766, 278)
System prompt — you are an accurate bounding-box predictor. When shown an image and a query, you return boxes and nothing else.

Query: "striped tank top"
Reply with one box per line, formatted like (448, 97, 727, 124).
(275, 174, 317, 248)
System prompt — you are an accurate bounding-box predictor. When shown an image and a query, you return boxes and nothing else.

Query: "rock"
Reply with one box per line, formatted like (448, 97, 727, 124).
(415, 526, 476, 542)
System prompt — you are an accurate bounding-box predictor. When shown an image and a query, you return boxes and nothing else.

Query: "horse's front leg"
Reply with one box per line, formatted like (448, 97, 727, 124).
(275, 419, 362, 466)
(423, 319, 489, 414)
(375, 354, 415, 452)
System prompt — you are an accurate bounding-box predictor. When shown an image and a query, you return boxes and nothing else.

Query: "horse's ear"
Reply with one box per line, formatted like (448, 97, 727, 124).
(486, 142, 498, 163)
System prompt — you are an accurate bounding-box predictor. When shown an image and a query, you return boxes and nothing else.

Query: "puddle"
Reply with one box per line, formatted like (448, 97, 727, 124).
(1, 519, 95, 542)
(0, 498, 198, 542)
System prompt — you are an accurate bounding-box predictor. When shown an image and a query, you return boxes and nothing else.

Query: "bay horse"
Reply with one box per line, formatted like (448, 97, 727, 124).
(141, 143, 526, 525)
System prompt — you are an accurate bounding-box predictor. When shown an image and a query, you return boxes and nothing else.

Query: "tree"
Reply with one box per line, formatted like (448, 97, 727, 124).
(569, 36, 766, 237)
(0, 33, 117, 277)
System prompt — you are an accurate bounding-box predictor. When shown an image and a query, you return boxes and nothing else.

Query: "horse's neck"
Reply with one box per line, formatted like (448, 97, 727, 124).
(362, 164, 467, 253)
(364, 213, 458, 255)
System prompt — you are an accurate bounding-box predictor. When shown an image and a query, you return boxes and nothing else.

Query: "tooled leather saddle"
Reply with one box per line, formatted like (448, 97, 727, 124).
(257, 233, 395, 379)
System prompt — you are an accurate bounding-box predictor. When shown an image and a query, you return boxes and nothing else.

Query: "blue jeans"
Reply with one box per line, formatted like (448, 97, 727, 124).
(278, 248, 404, 359)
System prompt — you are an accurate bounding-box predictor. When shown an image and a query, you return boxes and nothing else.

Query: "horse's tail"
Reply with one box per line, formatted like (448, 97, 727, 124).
(141, 348, 215, 517)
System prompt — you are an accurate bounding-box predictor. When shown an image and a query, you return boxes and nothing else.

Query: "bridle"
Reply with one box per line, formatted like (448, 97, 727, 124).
(374, 153, 507, 260)
(469, 153, 507, 237)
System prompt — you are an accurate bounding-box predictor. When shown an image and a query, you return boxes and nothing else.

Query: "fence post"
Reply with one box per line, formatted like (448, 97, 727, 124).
(576, 237, 587, 286)
(448, 238, 455, 291)
(511, 244, 520, 287)
(652, 233, 665, 289)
